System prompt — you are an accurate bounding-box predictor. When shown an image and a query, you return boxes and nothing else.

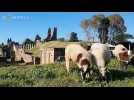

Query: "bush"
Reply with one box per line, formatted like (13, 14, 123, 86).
(69, 32, 79, 42)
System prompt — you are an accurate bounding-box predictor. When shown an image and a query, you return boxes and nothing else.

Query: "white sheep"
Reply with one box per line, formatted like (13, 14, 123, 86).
(112, 44, 129, 70)
(65, 44, 92, 80)
(112, 44, 128, 62)
(90, 43, 111, 80)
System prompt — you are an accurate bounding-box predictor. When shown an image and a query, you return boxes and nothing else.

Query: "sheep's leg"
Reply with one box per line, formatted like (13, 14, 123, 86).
(118, 61, 123, 70)
(85, 67, 90, 78)
(80, 67, 87, 81)
(80, 71, 84, 80)
(79, 67, 84, 80)
(119, 62, 127, 71)
(80, 71, 86, 81)
(83, 72, 87, 80)
(123, 62, 128, 71)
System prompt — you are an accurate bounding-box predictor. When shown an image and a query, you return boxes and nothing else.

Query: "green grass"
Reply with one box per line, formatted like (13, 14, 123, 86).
(0, 59, 134, 87)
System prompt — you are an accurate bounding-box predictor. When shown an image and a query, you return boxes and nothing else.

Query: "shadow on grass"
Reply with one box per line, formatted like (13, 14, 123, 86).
(109, 69, 134, 81)
(70, 67, 134, 82)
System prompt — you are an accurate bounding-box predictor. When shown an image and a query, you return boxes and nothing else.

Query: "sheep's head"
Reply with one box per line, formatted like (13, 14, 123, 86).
(76, 53, 91, 72)
(113, 44, 129, 62)
(99, 67, 107, 78)
(99, 67, 109, 82)
(80, 59, 91, 80)
(114, 44, 128, 54)
(76, 53, 91, 80)
(80, 58, 90, 72)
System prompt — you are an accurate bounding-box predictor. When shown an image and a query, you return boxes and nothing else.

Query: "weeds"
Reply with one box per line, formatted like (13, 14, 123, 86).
(0, 59, 134, 87)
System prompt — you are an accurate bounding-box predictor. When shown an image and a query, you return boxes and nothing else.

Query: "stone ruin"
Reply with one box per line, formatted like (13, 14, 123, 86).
(22, 43, 35, 50)
(11, 43, 33, 64)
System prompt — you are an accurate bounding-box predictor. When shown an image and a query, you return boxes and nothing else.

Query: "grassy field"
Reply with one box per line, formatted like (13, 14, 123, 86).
(0, 59, 134, 87)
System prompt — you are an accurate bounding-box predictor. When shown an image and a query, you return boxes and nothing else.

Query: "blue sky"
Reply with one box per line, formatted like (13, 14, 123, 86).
(0, 12, 134, 44)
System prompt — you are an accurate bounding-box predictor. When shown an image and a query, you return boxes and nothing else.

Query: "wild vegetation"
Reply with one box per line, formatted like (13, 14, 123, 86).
(0, 59, 134, 87)
(80, 14, 134, 43)
(0, 13, 134, 87)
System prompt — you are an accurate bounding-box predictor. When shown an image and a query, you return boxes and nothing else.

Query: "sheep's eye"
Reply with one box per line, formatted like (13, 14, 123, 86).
(122, 48, 126, 51)
(80, 59, 89, 66)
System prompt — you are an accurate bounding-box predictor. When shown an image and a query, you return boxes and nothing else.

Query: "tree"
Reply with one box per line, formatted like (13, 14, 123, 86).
(35, 34, 41, 42)
(51, 27, 57, 40)
(45, 27, 52, 42)
(7, 38, 9, 44)
(23, 38, 33, 45)
(0, 42, 4, 48)
(47, 27, 51, 39)
(98, 17, 110, 43)
(81, 14, 109, 43)
(81, 14, 126, 44)
(113, 33, 134, 42)
(7, 38, 12, 45)
(69, 32, 79, 42)
(81, 19, 93, 41)
(108, 14, 127, 43)
(48, 27, 51, 34)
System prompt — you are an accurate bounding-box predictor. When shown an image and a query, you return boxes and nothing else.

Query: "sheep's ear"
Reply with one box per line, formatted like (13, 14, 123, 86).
(76, 53, 83, 63)
(112, 50, 115, 55)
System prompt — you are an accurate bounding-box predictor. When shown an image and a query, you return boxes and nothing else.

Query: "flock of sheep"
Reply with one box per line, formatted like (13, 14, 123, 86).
(65, 43, 132, 82)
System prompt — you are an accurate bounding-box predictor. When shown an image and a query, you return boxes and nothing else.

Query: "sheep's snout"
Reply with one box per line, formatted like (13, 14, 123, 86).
(80, 65, 90, 80)
(99, 67, 106, 78)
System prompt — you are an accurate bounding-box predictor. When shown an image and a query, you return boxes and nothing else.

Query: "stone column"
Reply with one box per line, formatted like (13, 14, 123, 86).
(28, 44, 30, 50)
(31, 44, 32, 49)
(41, 49, 45, 64)
(29, 44, 31, 50)
(26, 44, 27, 50)
(33, 56, 35, 65)
(26, 44, 28, 50)
(33, 43, 35, 48)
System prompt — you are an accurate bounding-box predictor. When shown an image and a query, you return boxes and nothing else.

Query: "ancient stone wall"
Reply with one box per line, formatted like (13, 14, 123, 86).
(11, 44, 33, 64)
(22, 43, 35, 50)
(35, 40, 41, 48)
(40, 48, 54, 64)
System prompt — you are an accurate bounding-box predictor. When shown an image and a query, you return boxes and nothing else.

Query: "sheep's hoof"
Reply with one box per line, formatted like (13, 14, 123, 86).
(90, 70, 93, 75)
(80, 78, 86, 83)
(118, 67, 122, 71)
(86, 73, 90, 78)
(82, 81, 86, 84)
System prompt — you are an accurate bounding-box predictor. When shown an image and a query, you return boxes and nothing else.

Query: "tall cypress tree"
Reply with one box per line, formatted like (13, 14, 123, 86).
(35, 34, 41, 42)
(45, 27, 52, 41)
(51, 27, 57, 40)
